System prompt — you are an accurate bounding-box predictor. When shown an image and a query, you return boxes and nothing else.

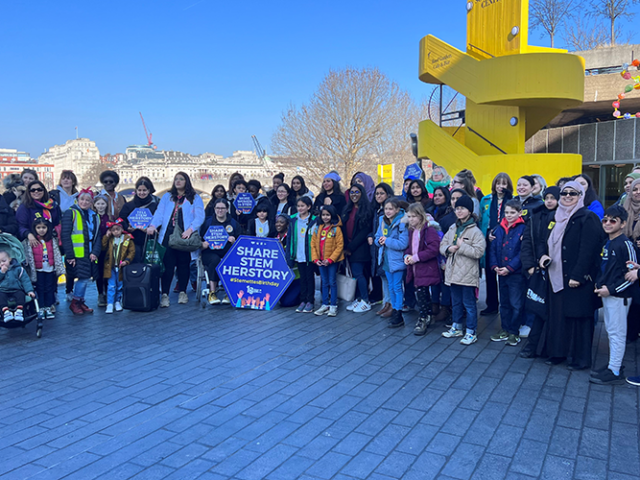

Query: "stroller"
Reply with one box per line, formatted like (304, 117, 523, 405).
(0, 233, 43, 338)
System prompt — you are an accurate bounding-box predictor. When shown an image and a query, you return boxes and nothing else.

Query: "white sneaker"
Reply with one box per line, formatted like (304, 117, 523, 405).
(519, 325, 531, 338)
(442, 327, 464, 338)
(353, 301, 371, 313)
(460, 333, 478, 345)
(3, 309, 13, 323)
(160, 294, 170, 308)
(105, 304, 114, 314)
(13, 309, 24, 322)
(346, 300, 360, 311)
(178, 292, 188, 304)
(314, 305, 330, 316)
(45, 307, 55, 319)
(114, 302, 123, 312)
(328, 306, 338, 317)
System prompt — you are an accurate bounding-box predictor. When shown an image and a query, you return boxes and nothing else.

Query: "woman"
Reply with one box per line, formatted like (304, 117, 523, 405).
(291, 175, 314, 202)
(147, 172, 205, 307)
(49, 170, 79, 213)
(0, 193, 18, 237)
(99, 170, 126, 221)
(427, 186, 451, 223)
(61, 189, 101, 315)
(342, 183, 373, 313)
(272, 183, 297, 216)
(539, 181, 603, 369)
(204, 184, 227, 218)
(622, 178, 640, 342)
(313, 171, 346, 215)
(368, 183, 394, 315)
(267, 173, 285, 202)
(514, 175, 544, 221)
(227, 172, 245, 202)
(200, 198, 239, 305)
(349, 172, 376, 202)
(479, 173, 513, 316)
(408, 179, 432, 210)
(16, 180, 61, 243)
(451, 170, 481, 215)
(575, 174, 604, 219)
(426, 166, 451, 197)
(119, 177, 159, 264)
(531, 174, 547, 197)
(3, 168, 38, 207)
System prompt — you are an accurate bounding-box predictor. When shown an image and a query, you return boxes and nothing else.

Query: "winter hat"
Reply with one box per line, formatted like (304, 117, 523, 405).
(543, 186, 561, 201)
(455, 195, 474, 213)
(324, 171, 341, 183)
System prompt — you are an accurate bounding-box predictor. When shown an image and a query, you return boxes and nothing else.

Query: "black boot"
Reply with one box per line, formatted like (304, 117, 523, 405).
(388, 309, 404, 328)
(413, 316, 430, 336)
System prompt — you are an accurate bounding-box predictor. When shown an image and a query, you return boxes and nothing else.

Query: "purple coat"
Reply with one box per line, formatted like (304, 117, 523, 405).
(16, 203, 61, 241)
(405, 225, 441, 287)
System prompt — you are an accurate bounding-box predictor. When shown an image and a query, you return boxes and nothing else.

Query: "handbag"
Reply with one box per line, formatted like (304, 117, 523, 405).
(144, 234, 166, 273)
(525, 268, 548, 318)
(337, 259, 357, 302)
(168, 210, 202, 252)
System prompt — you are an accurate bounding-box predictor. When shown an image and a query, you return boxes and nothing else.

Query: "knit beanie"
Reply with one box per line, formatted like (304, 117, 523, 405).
(455, 195, 474, 213)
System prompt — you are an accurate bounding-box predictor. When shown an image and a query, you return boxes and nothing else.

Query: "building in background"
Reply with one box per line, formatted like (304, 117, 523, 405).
(39, 138, 100, 186)
(0, 148, 55, 189)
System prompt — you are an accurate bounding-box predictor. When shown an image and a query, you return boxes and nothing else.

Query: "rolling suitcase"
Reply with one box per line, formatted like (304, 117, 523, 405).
(122, 235, 162, 312)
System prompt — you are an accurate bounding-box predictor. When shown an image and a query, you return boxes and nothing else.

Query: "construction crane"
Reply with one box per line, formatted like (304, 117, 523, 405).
(251, 135, 266, 160)
(139, 112, 157, 150)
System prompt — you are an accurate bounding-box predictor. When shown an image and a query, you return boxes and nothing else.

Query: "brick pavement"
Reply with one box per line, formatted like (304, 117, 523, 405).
(1, 285, 639, 480)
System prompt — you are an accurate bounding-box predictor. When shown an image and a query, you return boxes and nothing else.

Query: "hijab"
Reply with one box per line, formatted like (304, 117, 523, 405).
(352, 172, 376, 202)
(623, 177, 640, 240)
(547, 181, 585, 293)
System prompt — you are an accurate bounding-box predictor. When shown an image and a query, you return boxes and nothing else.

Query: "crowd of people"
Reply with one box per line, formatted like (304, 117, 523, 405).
(1, 164, 640, 387)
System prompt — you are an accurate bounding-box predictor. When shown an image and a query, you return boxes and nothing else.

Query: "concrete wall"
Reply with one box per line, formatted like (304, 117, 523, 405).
(575, 44, 640, 70)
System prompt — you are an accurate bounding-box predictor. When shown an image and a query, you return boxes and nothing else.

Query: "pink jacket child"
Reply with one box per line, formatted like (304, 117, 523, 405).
(404, 223, 442, 288)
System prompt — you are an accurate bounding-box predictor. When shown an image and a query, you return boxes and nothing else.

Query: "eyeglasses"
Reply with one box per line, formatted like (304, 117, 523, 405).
(349, 190, 361, 196)
(559, 191, 580, 197)
(602, 218, 620, 224)
(30, 188, 44, 193)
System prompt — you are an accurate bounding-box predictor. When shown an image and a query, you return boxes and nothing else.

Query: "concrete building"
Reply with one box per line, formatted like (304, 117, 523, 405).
(38, 138, 100, 186)
(0, 148, 55, 189)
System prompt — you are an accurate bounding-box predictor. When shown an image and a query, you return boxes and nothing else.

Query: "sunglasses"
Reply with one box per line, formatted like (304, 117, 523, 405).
(559, 191, 580, 197)
(30, 188, 44, 193)
(602, 218, 620, 224)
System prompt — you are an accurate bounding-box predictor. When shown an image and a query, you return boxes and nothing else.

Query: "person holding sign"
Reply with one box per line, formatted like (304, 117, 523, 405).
(200, 198, 239, 305)
(119, 177, 158, 264)
(311, 205, 344, 317)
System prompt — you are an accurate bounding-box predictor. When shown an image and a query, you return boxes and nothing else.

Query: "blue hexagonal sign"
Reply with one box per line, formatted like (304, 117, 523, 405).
(233, 192, 256, 214)
(216, 236, 294, 310)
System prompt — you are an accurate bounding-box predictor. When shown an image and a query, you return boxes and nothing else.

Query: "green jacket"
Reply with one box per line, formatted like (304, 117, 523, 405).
(287, 213, 317, 265)
(0, 259, 34, 294)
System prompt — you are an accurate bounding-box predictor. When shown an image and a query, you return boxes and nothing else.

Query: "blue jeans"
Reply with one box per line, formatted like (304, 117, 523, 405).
(319, 263, 338, 306)
(107, 268, 123, 304)
(498, 274, 526, 335)
(350, 261, 369, 302)
(385, 270, 404, 310)
(73, 278, 89, 301)
(431, 282, 451, 307)
(451, 284, 478, 334)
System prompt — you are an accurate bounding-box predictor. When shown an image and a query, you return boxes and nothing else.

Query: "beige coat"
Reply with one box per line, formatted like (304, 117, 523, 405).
(439, 222, 486, 287)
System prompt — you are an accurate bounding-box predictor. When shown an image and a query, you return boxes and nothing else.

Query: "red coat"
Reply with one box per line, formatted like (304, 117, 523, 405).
(32, 239, 55, 270)
(405, 225, 441, 287)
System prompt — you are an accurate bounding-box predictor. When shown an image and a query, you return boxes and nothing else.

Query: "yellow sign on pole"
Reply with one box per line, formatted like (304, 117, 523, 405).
(378, 164, 394, 187)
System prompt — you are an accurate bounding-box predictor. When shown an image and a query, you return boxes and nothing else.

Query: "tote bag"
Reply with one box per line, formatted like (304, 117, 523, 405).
(337, 260, 357, 302)
(525, 268, 548, 318)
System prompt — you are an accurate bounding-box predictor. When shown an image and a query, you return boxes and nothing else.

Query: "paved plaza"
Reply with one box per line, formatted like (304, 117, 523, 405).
(1, 285, 639, 480)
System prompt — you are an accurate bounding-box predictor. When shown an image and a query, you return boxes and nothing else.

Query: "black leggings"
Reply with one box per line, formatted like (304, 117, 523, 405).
(297, 261, 316, 304)
(161, 247, 191, 294)
(416, 286, 432, 318)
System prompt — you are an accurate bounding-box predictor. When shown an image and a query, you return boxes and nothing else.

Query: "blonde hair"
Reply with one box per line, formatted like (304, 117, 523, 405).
(407, 202, 428, 230)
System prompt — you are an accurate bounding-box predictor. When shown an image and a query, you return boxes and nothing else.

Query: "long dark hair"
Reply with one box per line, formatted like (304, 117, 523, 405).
(431, 186, 452, 221)
(343, 183, 373, 228)
(317, 204, 339, 226)
(575, 173, 599, 206)
(31, 217, 53, 242)
(211, 184, 226, 198)
(373, 182, 394, 210)
(291, 175, 309, 197)
(135, 176, 156, 195)
(228, 172, 244, 192)
(322, 179, 342, 195)
(23, 180, 50, 207)
(408, 179, 429, 204)
(170, 171, 196, 203)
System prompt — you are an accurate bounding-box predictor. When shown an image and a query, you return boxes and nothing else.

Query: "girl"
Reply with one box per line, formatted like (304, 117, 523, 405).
(451, 170, 481, 214)
(119, 177, 159, 264)
(369, 183, 394, 316)
(248, 204, 276, 238)
(289, 196, 317, 313)
(440, 195, 486, 345)
(200, 198, 239, 305)
(408, 180, 432, 210)
(313, 172, 346, 215)
(375, 197, 409, 328)
(229, 179, 250, 233)
(24, 218, 65, 318)
(404, 203, 441, 336)
(62, 189, 101, 315)
(342, 183, 373, 313)
(426, 186, 451, 223)
(514, 176, 544, 221)
(272, 184, 296, 216)
(479, 172, 513, 316)
(204, 184, 227, 218)
(93, 195, 111, 307)
(402, 178, 412, 200)
(147, 172, 205, 308)
(227, 172, 245, 201)
(291, 175, 314, 202)
(101, 219, 135, 314)
(575, 173, 604, 219)
(311, 205, 344, 317)
(49, 170, 79, 213)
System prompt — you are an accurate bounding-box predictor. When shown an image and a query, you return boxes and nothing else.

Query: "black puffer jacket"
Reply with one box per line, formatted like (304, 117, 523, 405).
(61, 205, 102, 280)
(342, 206, 372, 263)
(521, 206, 556, 271)
(0, 195, 18, 237)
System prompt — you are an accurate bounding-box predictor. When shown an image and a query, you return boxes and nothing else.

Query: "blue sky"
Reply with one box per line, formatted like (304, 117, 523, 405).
(2, 0, 640, 158)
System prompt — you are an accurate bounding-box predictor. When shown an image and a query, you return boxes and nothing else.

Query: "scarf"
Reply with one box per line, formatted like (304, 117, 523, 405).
(34, 199, 54, 221)
(547, 181, 585, 293)
(489, 191, 512, 230)
(623, 178, 640, 240)
(453, 217, 476, 245)
(133, 194, 155, 208)
(426, 178, 450, 194)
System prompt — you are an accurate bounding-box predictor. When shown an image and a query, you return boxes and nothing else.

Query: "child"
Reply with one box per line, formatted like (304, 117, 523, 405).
(311, 205, 344, 317)
(93, 194, 110, 307)
(289, 196, 317, 313)
(440, 195, 486, 345)
(24, 218, 65, 318)
(248, 204, 276, 238)
(592, 205, 637, 385)
(0, 249, 36, 322)
(101, 218, 135, 313)
(375, 197, 409, 328)
(489, 199, 527, 346)
(404, 203, 441, 336)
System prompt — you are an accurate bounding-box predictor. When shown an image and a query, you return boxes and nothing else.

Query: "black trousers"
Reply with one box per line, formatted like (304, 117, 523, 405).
(96, 251, 107, 295)
(201, 249, 224, 283)
(484, 265, 499, 311)
(161, 247, 191, 294)
(416, 286, 432, 317)
(36, 271, 57, 308)
(297, 261, 316, 304)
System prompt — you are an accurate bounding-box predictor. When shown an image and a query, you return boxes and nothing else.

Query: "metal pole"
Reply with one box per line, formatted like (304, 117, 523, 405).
(439, 84, 443, 128)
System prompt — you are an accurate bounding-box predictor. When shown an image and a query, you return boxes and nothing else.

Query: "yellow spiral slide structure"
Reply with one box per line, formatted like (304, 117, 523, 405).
(418, 0, 585, 192)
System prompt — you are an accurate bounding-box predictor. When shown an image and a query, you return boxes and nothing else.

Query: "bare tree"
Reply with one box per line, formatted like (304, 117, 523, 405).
(590, 0, 638, 45)
(272, 68, 421, 188)
(82, 161, 110, 188)
(563, 17, 608, 50)
(530, 0, 575, 47)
